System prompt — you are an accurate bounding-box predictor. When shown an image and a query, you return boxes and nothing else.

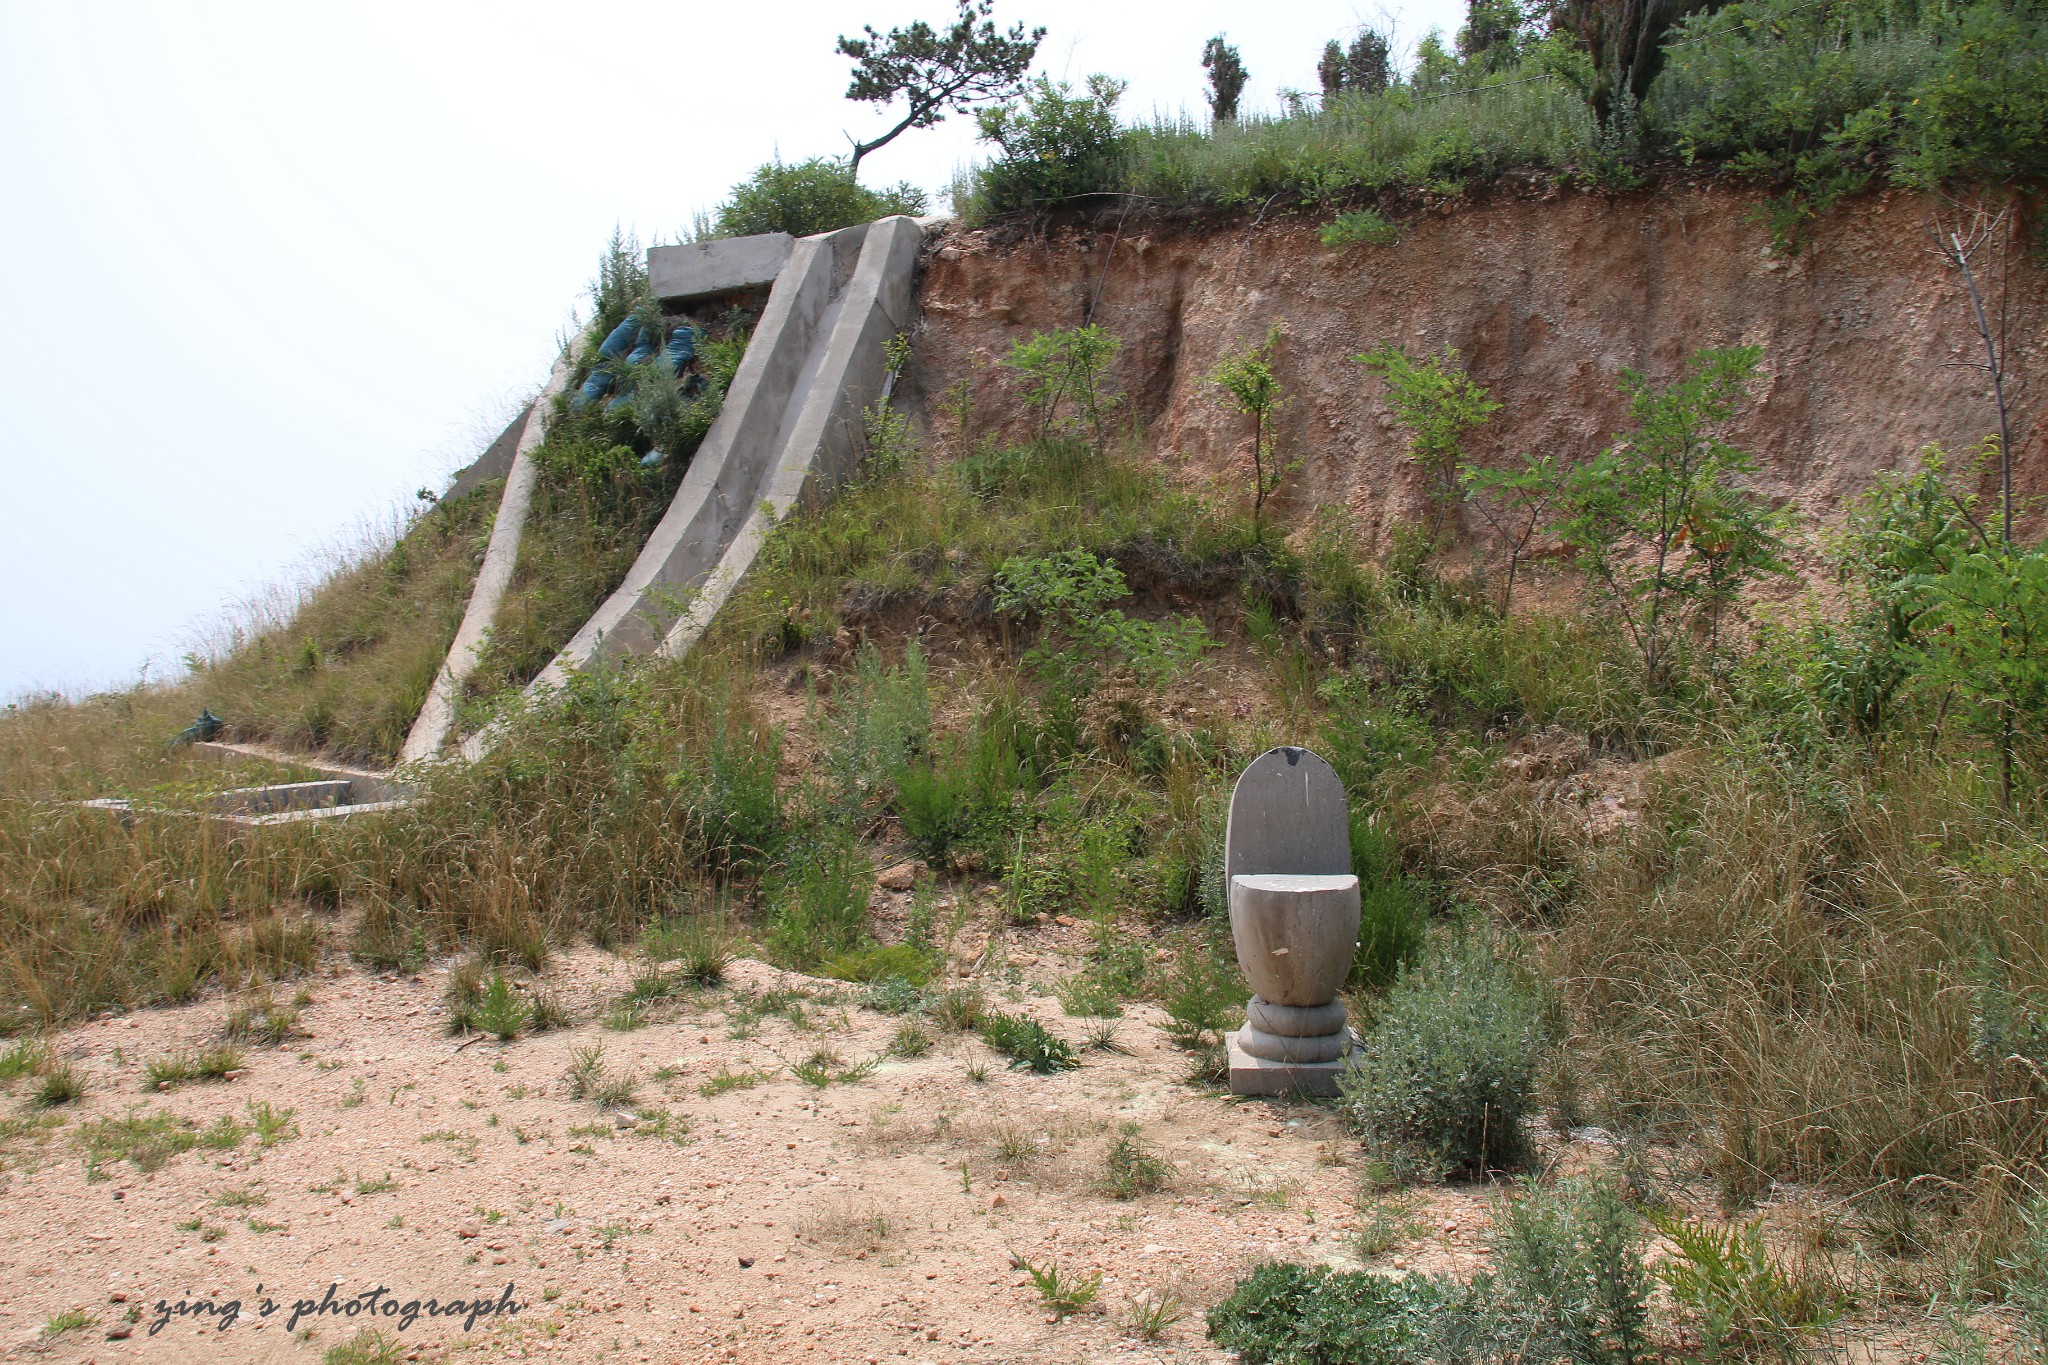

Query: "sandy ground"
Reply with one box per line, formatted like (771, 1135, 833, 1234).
(0, 935, 1986, 1365)
(0, 940, 1511, 1365)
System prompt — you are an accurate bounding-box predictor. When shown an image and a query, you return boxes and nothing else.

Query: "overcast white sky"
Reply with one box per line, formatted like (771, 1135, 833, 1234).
(0, 0, 1463, 702)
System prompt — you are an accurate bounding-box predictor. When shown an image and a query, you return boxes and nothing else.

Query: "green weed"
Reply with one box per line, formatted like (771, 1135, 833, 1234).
(1019, 1256, 1102, 1315)
(978, 1012, 1078, 1074)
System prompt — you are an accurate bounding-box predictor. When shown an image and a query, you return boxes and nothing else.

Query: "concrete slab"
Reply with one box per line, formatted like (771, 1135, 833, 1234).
(401, 347, 578, 764)
(190, 740, 407, 803)
(1227, 1028, 1357, 1098)
(649, 233, 793, 303)
(199, 780, 353, 815)
(658, 215, 925, 663)
(77, 785, 407, 828)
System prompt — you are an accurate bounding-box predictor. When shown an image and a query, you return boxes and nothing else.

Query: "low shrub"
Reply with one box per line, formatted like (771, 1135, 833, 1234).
(1340, 933, 1543, 1178)
(1206, 1260, 1467, 1363)
(926, 985, 987, 1033)
(1210, 1179, 1656, 1362)
(894, 748, 974, 868)
(1321, 209, 1402, 247)
(766, 834, 869, 969)
(682, 716, 782, 879)
(1020, 1257, 1102, 1315)
(1159, 946, 1248, 1049)
(888, 1021, 932, 1058)
(818, 943, 936, 987)
(638, 916, 733, 984)
(1651, 1211, 1842, 1360)
(709, 158, 926, 239)
(470, 971, 532, 1041)
(1102, 1129, 1174, 1198)
(1493, 1175, 1654, 1364)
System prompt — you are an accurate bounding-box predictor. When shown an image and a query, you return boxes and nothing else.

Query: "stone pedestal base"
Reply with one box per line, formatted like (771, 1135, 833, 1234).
(1227, 1027, 1357, 1097)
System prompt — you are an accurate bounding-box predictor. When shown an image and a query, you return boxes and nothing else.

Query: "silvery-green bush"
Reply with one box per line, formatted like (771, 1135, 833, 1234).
(1341, 933, 1543, 1178)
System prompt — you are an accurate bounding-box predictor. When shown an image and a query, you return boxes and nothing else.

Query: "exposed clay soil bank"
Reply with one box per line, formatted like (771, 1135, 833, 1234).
(909, 184, 2044, 546)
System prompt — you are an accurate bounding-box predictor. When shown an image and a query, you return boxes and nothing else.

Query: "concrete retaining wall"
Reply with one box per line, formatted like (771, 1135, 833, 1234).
(650, 233, 793, 303)
(444, 400, 536, 504)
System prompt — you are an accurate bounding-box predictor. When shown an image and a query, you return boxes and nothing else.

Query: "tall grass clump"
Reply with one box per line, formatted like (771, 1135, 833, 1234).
(1119, 81, 1597, 212)
(765, 833, 870, 970)
(1548, 745, 2048, 1222)
(355, 655, 781, 962)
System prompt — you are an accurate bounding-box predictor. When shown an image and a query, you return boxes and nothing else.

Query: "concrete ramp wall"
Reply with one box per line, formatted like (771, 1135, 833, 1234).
(399, 351, 576, 766)
(658, 215, 922, 661)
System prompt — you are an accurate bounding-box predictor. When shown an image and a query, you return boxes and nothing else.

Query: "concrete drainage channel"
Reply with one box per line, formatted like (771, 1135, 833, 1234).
(96, 216, 929, 826)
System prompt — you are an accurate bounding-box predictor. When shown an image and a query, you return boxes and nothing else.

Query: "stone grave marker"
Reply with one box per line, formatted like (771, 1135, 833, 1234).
(1223, 746, 1360, 1095)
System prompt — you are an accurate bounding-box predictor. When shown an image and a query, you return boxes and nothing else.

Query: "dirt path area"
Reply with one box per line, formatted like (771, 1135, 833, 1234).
(0, 948, 1522, 1365)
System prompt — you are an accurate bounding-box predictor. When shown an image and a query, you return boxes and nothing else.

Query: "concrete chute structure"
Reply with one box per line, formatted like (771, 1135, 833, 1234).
(177, 216, 927, 817)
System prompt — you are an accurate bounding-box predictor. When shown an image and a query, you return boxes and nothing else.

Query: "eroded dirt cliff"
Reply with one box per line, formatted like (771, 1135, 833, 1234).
(906, 183, 2044, 553)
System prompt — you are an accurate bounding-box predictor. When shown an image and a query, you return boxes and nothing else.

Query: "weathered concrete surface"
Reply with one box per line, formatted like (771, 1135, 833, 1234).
(1230, 873, 1360, 1008)
(191, 739, 407, 803)
(80, 777, 406, 828)
(401, 349, 577, 764)
(1227, 1030, 1358, 1097)
(649, 233, 793, 303)
(657, 214, 925, 661)
(1247, 997, 1349, 1037)
(444, 400, 535, 503)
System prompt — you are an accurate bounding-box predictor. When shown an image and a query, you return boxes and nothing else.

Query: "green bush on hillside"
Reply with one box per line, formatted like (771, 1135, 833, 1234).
(964, 75, 1127, 216)
(1656, 0, 2048, 240)
(1207, 1261, 1470, 1363)
(1207, 1178, 1655, 1362)
(711, 157, 927, 239)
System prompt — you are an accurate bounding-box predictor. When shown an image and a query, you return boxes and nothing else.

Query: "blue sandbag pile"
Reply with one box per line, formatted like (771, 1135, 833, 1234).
(573, 317, 706, 412)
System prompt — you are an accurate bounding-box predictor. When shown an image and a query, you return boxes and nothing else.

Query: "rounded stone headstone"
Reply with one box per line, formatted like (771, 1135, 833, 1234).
(1223, 747, 1360, 1088)
(1224, 746, 1351, 884)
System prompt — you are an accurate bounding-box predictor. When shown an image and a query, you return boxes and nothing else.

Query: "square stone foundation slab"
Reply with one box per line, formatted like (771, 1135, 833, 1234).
(1227, 1028, 1355, 1097)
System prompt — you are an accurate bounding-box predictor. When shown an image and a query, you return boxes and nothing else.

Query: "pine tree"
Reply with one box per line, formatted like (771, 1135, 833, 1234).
(1345, 32, 1390, 95)
(1202, 36, 1248, 124)
(1318, 40, 1347, 100)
